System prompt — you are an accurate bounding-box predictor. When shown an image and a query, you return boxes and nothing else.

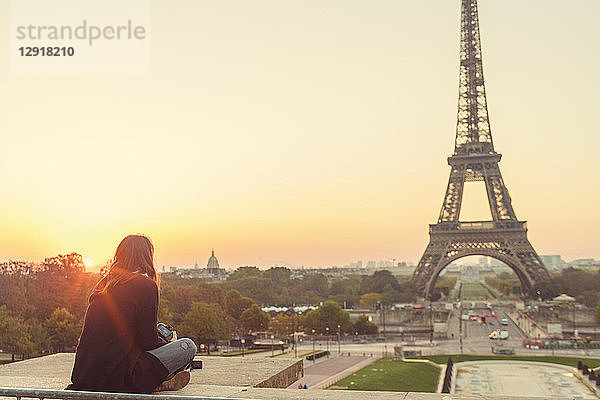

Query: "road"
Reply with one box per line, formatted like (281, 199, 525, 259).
(437, 306, 600, 357)
(442, 307, 524, 354)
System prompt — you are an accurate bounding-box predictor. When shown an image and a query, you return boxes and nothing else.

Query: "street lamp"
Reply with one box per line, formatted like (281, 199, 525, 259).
(459, 303, 463, 354)
(429, 297, 434, 344)
(292, 311, 297, 358)
(294, 311, 303, 358)
(337, 324, 341, 355)
(572, 303, 577, 348)
(326, 327, 330, 358)
(241, 338, 245, 357)
(271, 334, 275, 357)
(312, 329, 316, 364)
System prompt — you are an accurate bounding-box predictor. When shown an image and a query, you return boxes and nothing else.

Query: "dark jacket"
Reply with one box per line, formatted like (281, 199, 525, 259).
(68, 273, 168, 393)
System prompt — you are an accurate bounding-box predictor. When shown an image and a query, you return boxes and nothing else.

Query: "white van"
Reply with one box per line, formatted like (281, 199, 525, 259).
(489, 330, 509, 340)
(501, 318, 509, 326)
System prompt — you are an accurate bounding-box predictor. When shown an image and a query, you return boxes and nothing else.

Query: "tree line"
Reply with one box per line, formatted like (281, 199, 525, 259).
(0, 256, 416, 359)
(0, 254, 96, 360)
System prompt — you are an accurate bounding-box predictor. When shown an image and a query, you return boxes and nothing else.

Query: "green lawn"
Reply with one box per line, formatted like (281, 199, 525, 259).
(331, 358, 439, 392)
(458, 282, 494, 299)
(413, 354, 600, 368)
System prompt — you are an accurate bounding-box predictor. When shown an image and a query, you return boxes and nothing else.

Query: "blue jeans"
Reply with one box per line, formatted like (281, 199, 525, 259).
(148, 338, 197, 376)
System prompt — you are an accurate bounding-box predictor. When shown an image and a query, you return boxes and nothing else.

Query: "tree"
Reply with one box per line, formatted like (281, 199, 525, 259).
(382, 283, 404, 305)
(177, 302, 227, 353)
(359, 293, 382, 309)
(270, 313, 293, 336)
(360, 270, 401, 294)
(44, 307, 81, 352)
(330, 276, 361, 297)
(596, 299, 600, 325)
(302, 301, 352, 334)
(0, 274, 30, 319)
(27, 319, 45, 355)
(226, 266, 262, 281)
(240, 304, 270, 333)
(432, 276, 456, 300)
(352, 315, 378, 335)
(158, 297, 174, 326)
(300, 273, 329, 298)
(576, 291, 599, 308)
(223, 290, 254, 320)
(263, 267, 291, 285)
(41, 253, 85, 276)
(529, 281, 561, 300)
(0, 305, 35, 360)
(160, 279, 224, 323)
(25, 255, 97, 322)
(0, 260, 38, 275)
(222, 276, 274, 304)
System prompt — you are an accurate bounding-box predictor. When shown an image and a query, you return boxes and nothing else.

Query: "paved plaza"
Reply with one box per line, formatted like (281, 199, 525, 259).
(454, 361, 597, 399)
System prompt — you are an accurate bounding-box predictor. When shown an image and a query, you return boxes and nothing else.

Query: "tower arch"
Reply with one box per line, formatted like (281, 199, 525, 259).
(420, 250, 532, 300)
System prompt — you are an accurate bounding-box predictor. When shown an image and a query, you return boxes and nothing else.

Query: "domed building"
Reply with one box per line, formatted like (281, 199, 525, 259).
(171, 249, 228, 281)
(207, 249, 220, 274)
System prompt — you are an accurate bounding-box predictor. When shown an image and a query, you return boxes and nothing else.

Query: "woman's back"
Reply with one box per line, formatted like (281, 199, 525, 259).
(69, 273, 167, 392)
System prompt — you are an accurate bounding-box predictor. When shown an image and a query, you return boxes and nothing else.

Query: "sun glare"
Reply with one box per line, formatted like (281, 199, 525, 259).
(84, 257, 93, 268)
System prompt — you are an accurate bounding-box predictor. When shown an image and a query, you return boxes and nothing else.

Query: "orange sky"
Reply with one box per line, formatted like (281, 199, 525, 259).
(0, 0, 599, 270)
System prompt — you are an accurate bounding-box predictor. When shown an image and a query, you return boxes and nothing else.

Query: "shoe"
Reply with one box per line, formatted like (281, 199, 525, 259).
(153, 370, 191, 392)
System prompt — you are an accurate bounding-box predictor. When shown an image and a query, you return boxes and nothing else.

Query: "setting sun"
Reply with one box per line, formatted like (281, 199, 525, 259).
(83, 257, 93, 268)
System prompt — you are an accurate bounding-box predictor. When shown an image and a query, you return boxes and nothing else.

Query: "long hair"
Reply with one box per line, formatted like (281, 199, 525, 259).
(96, 235, 158, 294)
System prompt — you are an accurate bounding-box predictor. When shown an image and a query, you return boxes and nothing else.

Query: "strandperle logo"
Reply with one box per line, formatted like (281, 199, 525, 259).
(11, 0, 150, 73)
(15, 20, 147, 46)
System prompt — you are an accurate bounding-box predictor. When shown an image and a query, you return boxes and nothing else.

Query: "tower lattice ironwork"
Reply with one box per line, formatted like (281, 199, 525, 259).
(412, 0, 550, 299)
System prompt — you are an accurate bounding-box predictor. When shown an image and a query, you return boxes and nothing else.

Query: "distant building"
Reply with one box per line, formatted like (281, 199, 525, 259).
(570, 258, 596, 266)
(169, 249, 228, 281)
(540, 255, 565, 271)
(567, 258, 600, 271)
(207, 249, 220, 274)
(461, 264, 479, 282)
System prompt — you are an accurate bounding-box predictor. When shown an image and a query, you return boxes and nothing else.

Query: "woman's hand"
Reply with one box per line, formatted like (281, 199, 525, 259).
(171, 330, 178, 342)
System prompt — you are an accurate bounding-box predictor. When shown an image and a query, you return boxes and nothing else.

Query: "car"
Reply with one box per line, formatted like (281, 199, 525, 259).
(492, 347, 515, 354)
(489, 330, 509, 340)
(501, 318, 509, 326)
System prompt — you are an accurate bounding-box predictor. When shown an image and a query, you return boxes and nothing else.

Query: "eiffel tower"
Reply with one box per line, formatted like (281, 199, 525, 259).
(412, 0, 550, 299)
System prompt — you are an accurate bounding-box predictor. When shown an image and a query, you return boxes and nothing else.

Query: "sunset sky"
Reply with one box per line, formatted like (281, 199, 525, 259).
(0, 0, 598, 270)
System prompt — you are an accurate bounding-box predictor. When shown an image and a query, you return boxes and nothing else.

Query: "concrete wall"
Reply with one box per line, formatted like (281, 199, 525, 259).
(508, 311, 548, 339)
(255, 359, 303, 389)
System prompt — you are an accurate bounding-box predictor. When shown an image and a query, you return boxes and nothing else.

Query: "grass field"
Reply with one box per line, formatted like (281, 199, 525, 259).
(331, 358, 439, 392)
(458, 282, 494, 299)
(413, 354, 600, 368)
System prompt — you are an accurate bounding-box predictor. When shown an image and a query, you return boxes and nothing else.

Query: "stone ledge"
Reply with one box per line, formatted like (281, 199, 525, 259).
(0, 354, 577, 399)
(0, 353, 301, 389)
